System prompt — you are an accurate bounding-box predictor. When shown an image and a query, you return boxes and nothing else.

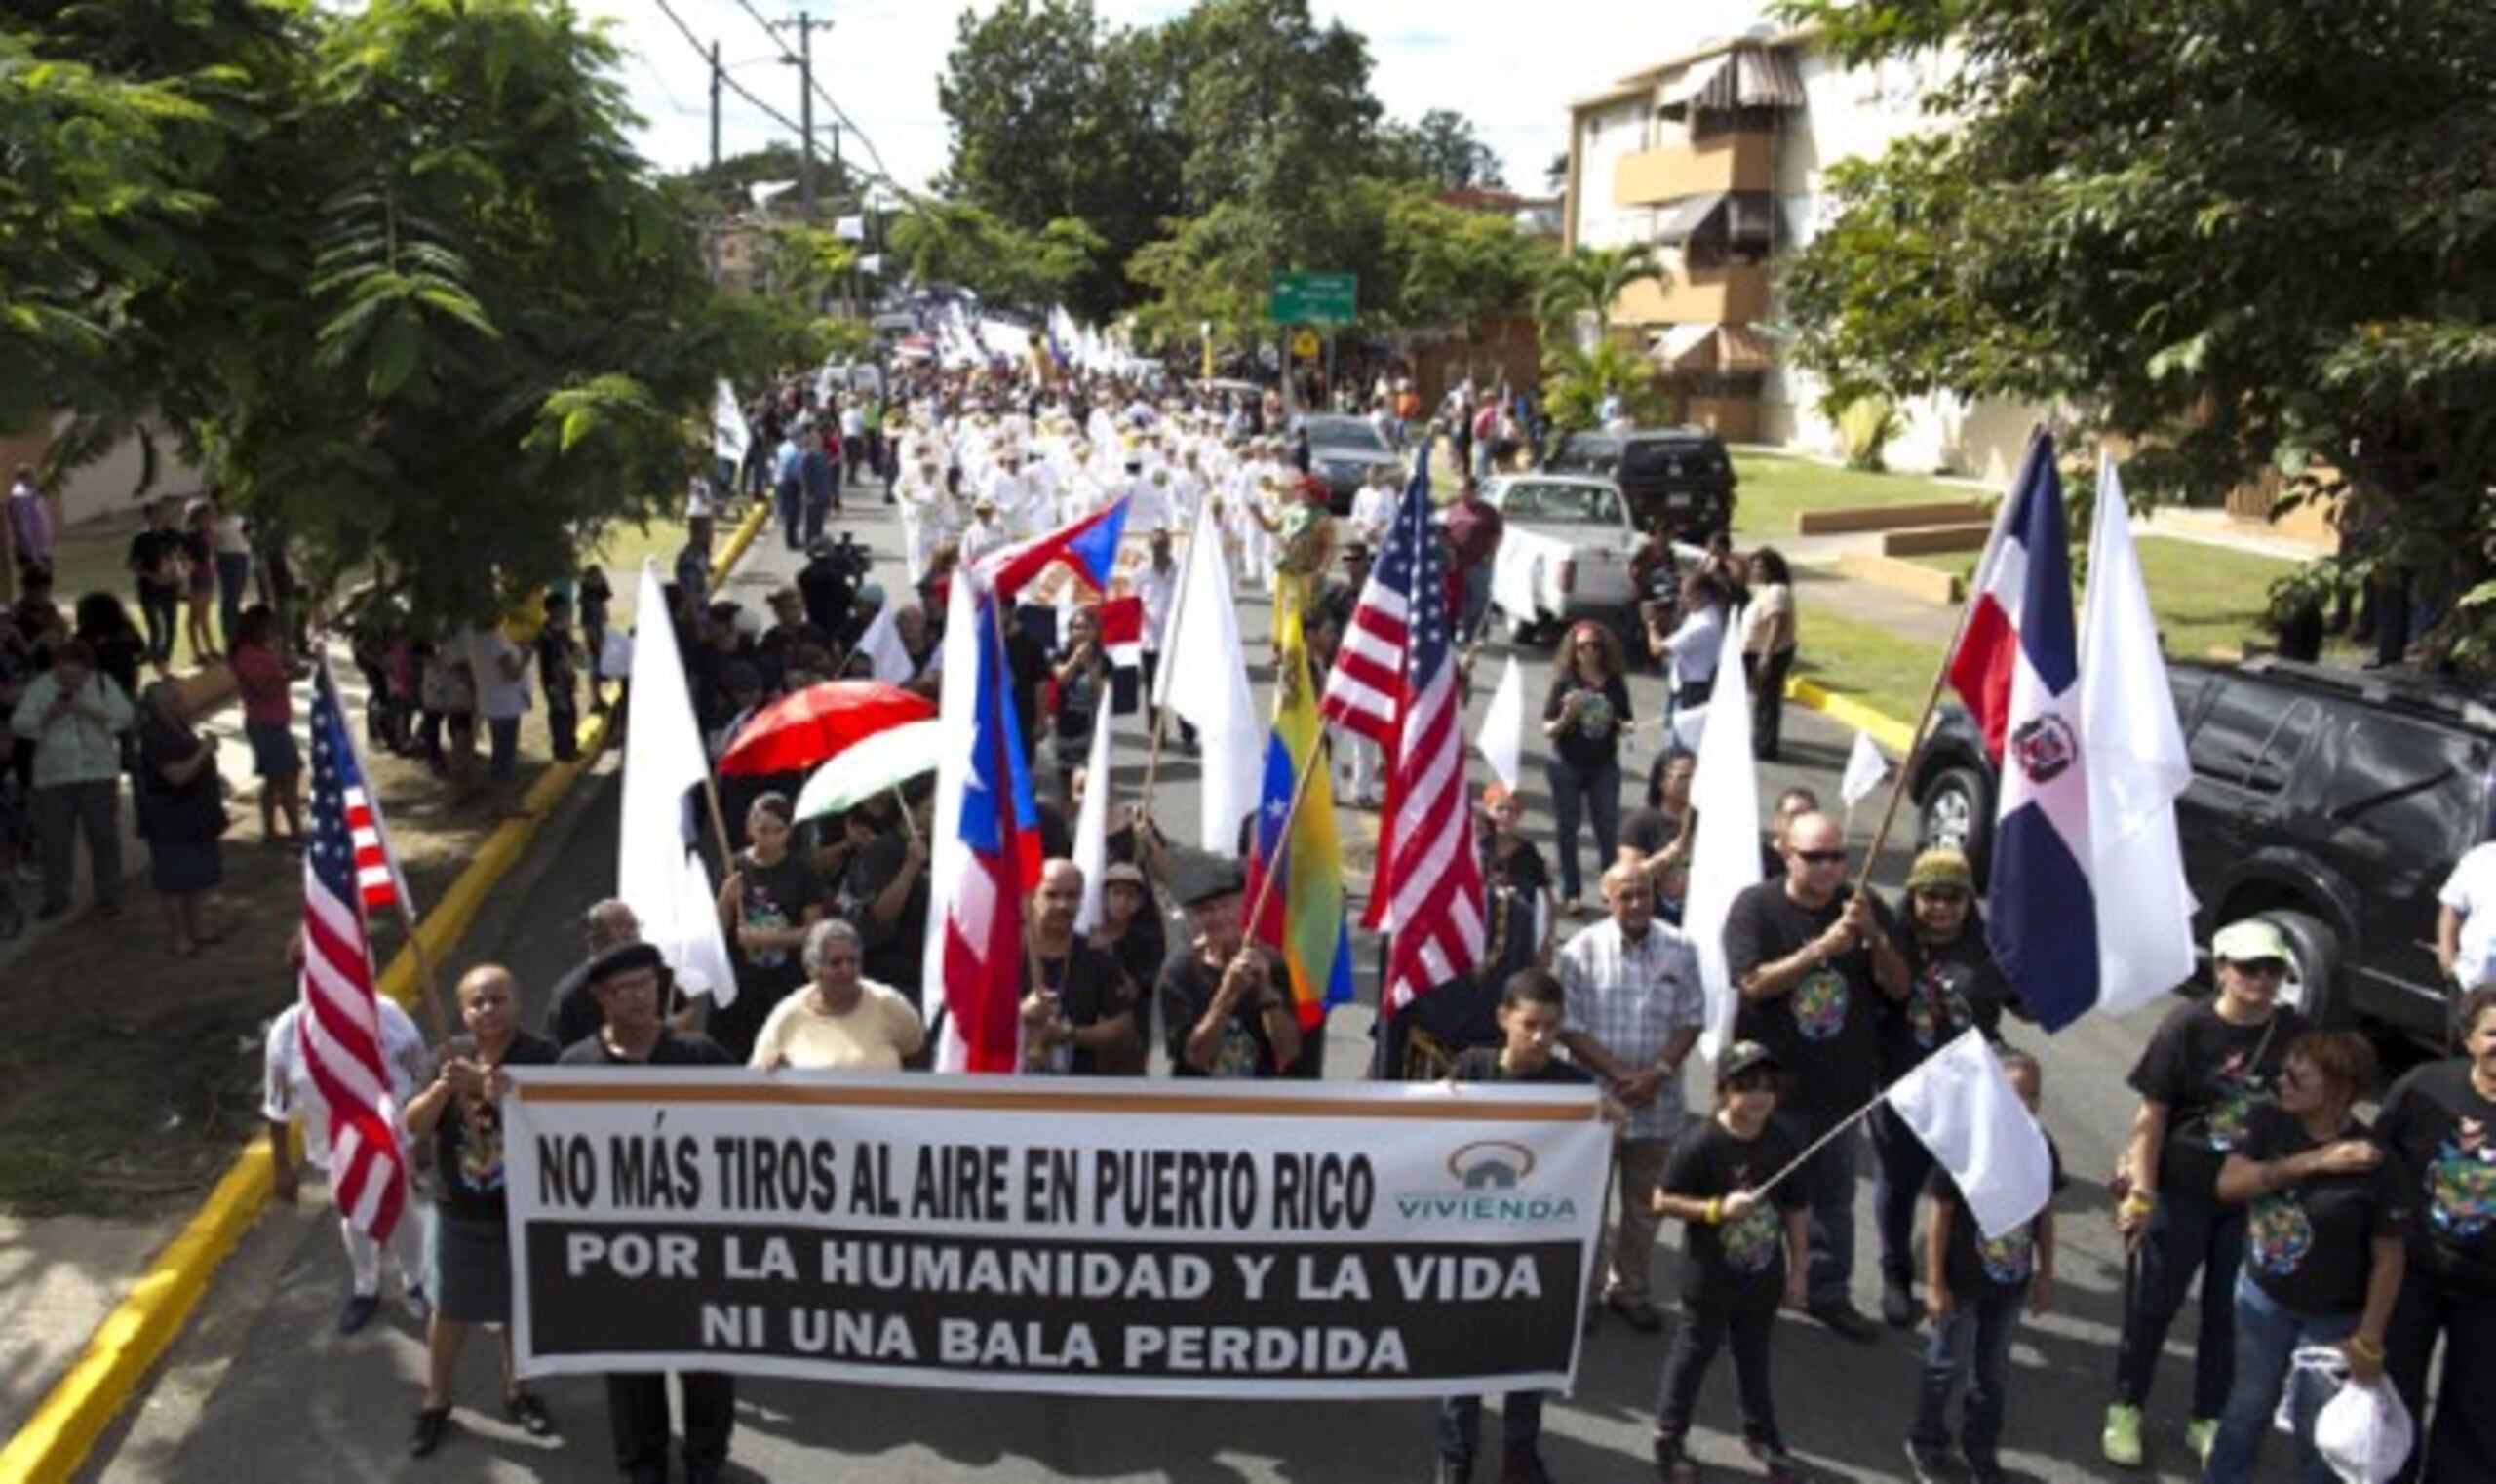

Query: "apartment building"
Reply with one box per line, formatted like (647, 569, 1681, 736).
(1561, 29, 2038, 483)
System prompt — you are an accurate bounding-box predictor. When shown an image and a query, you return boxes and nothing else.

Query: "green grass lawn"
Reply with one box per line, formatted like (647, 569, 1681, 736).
(1911, 534, 2333, 662)
(1788, 607, 1943, 722)
(1733, 450, 1977, 539)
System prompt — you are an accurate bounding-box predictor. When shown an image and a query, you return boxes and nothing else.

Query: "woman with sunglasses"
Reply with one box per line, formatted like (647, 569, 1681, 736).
(2103, 918, 2311, 1469)
(2204, 1029, 2404, 1482)
(1540, 621, 1633, 918)
(1871, 848, 2024, 1328)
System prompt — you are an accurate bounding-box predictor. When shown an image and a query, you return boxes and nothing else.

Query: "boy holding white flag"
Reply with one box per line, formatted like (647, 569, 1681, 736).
(1897, 1038, 2062, 1484)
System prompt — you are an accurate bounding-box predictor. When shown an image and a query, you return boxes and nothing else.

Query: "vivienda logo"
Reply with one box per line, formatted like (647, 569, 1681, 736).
(1391, 1141, 1579, 1225)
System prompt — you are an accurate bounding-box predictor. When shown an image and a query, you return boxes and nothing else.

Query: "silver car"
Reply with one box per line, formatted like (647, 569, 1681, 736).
(1480, 474, 1640, 642)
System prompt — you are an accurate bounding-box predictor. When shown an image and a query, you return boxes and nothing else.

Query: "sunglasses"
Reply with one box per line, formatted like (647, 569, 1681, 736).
(2229, 957, 2289, 979)
(1793, 849, 1847, 866)
(1724, 1071, 1778, 1093)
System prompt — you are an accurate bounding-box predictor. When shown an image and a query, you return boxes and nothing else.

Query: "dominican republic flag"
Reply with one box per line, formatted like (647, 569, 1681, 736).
(1945, 432, 2098, 1031)
(1096, 593, 1145, 715)
(984, 492, 1131, 601)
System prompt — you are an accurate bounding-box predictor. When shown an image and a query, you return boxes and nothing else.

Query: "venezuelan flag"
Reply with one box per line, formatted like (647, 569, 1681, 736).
(1244, 602, 1356, 1030)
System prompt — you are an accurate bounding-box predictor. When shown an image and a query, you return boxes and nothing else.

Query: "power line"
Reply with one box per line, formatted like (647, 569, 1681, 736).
(721, 0, 909, 196)
(644, 0, 807, 140)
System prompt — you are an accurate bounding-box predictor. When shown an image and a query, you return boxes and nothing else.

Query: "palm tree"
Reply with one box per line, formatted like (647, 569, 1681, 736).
(1534, 243, 1668, 334)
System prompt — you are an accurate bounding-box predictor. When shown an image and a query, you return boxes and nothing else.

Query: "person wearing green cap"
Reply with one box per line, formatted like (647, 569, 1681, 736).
(1871, 847, 2025, 1328)
(2102, 917, 2308, 1468)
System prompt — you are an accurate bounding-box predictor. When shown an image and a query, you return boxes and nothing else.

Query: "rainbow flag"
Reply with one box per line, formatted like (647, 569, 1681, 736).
(1245, 603, 1356, 1031)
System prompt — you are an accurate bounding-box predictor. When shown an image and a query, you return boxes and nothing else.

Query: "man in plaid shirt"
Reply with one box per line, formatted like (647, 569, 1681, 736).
(1559, 861, 1706, 1331)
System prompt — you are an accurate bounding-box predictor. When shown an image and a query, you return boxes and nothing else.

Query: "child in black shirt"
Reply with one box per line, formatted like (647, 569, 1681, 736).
(1906, 1047, 2060, 1484)
(1651, 1040, 1809, 1483)
(1435, 969, 1592, 1483)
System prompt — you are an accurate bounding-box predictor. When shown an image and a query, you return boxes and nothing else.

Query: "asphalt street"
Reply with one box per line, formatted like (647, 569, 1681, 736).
(89, 488, 2270, 1482)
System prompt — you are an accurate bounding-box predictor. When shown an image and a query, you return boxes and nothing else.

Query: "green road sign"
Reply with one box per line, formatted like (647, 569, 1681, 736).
(1270, 271, 1357, 326)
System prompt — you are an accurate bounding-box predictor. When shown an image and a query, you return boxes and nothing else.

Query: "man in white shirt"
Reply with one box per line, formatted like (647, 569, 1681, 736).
(2441, 839, 2496, 990)
(466, 624, 532, 785)
(266, 983, 433, 1334)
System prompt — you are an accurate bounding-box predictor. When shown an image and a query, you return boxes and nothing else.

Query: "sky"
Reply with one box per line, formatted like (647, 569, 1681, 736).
(594, 0, 1779, 196)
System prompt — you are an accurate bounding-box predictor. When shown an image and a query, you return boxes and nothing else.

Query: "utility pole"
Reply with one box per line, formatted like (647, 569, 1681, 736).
(707, 39, 722, 171)
(773, 11, 830, 219)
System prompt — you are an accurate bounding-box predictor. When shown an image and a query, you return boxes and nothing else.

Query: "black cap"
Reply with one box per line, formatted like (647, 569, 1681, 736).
(585, 941, 665, 988)
(1716, 1039, 1782, 1084)
(1173, 856, 1245, 908)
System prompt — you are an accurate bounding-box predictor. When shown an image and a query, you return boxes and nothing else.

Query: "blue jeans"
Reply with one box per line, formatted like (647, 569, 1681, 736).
(1459, 563, 1493, 644)
(1435, 1390, 1543, 1461)
(2114, 1191, 2244, 1420)
(1796, 1116, 1861, 1308)
(487, 717, 520, 781)
(1543, 756, 1620, 903)
(1870, 1102, 1936, 1286)
(1912, 1291, 2023, 1464)
(776, 479, 802, 549)
(2203, 1274, 2358, 1483)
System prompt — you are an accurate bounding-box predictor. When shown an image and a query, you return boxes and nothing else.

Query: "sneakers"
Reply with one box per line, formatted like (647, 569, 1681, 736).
(1651, 1438, 1699, 1484)
(1804, 1299, 1880, 1344)
(1901, 1439, 1952, 1483)
(1743, 1437, 1802, 1483)
(2101, 1403, 2145, 1467)
(402, 1282, 432, 1325)
(505, 1390, 557, 1437)
(408, 1406, 450, 1459)
(2185, 1418, 2218, 1463)
(1881, 1271, 1917, 1329)
(336, 1293, 381, 1336)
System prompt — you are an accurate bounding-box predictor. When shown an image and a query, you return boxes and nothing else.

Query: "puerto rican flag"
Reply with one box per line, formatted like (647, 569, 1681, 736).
(983, 493, 1131, 602)
(1946, 432, 2098, 1030)
(925, 569, 1044, 1073)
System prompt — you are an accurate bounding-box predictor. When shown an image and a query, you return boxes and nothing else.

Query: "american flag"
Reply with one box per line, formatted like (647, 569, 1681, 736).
(1321, 458, 1484, 1015)
(339, 676, 412, 913)
(936, 583, 1043, 1072)
(298, 661, 409, 1242)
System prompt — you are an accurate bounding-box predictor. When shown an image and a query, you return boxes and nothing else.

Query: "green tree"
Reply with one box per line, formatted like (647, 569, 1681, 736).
(12, 0, 745, 625)
(1540, 336, 1663, 432)
(1385, 109, 1505, 193)
(1536, 243, 1668, 333)
(1780, 0, 2496, 668)
(1384, 189, 1554, 336)
(888, 199, 1103, 310)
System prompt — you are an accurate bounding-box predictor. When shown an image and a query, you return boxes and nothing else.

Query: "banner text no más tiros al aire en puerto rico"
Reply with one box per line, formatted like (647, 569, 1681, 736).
(501, 1072, 1607, 1398)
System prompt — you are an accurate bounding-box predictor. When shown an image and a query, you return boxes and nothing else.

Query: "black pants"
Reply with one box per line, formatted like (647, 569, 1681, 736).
(136, 584, 179, 665)
(1139, 650, 1196, 745)
(1745, 647, 1794, 760)
(2387, 1268, 2496, 1483)
(1655, 1289, 1781, 1450)
(605, 1371, 733, 1484)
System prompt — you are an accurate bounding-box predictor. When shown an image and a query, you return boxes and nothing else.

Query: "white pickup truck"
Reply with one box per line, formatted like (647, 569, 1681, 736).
(1481, 474, 1644, 644)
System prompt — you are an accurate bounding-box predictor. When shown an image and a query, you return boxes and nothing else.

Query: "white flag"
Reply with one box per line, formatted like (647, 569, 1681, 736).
(1157, 498, 1261, 851)
(835, 214, 866, 242)
(1883, 1030, 2053, 1240)
(852, 601, 914, 683)
(712, 379, 749, 468)
(858, 254, 883, 275)
(1683, 607, 1759, 1057)
(1475, 655, 1523, 792)
(2080, 451, 2197, 1018)
(1840, 729, 1890, 810)
(1071, 692, 1116, 934)
(618, 562, 737, 1006)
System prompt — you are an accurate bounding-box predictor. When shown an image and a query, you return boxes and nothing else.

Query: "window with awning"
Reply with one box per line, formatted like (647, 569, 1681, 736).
(1653, 191, 1775, 251)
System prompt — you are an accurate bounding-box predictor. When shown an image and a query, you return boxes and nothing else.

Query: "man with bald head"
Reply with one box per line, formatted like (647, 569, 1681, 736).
(402, 965, 561, 1457)
(544, 900, 643, 1049)
(1722, 809, 1909, 1343)
(1020, 859, 1142, 1074)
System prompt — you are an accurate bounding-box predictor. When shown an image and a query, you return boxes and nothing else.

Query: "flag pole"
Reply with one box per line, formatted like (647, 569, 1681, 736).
(1136, 522, 1203, 819)
(1842, 431, 2034, 893)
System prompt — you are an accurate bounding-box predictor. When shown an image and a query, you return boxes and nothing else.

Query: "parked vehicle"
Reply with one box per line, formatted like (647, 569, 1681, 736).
(1478, 474, 1640, 644)
(1294, 413, 1403, 514)
(1540, 427, 1738, 540)
(1909, 656, 2496, 1042)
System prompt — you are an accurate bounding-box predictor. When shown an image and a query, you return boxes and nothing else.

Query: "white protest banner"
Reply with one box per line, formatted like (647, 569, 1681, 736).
(503, 1074, 1607, 1398)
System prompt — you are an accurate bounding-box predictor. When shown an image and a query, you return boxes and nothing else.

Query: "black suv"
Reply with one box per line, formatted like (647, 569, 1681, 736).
(1909, 657, 2496, 1043)
(1540, 427, 1738, 539)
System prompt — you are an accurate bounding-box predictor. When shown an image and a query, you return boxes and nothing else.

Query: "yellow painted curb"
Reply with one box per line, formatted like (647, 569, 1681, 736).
(1785, 677, 1919, 757)
(0, 500, 772, 1484)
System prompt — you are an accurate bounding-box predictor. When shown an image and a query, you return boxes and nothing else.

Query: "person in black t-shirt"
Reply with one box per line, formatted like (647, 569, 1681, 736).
(1434, 970, 1592, 1483)
(1872, 847, 2023, 1329)
(400, 966, 560, 1458)
(2376, 982, 2496, 1484)
(1540, 621, 1634, 915)
(2104, 918, 2309, 1467)
(2204, 1031, 2407, 1482)
(712, 793, 826, 1062)
(1156, 859, 1300, 1078)
(1477, 783, 1556, 978)
(1091, 862, 1167, 1048)
(1048, 605, 1109, 812)
(1651, 1040, 1808, 1484)
(1907, 1048, 2060, 1484)
(125, 497, 184, 668)
(1020, 860, 1142, 1074)
(1721, 810, 1907, 1342)
(556, 943, 737, 1484)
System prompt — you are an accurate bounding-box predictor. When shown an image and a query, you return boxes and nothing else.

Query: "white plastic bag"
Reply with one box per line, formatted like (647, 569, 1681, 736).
(2309, 1349, 2414, 1484)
